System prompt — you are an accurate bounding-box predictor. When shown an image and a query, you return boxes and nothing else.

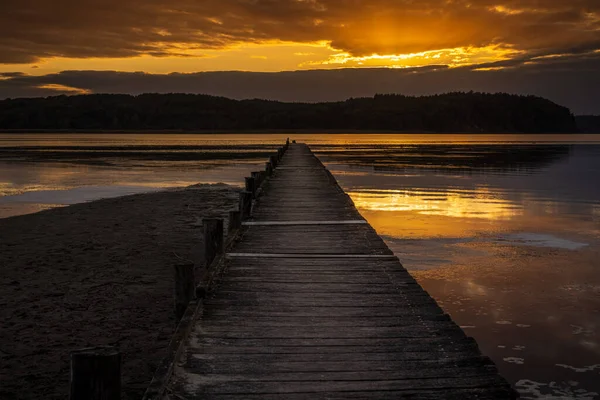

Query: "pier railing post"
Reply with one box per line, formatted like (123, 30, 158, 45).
(265, 162, 273, 176)
(251, 171, 261, 187)
(174, 262, 195, 321)
(239, 191, 252, 220)
(269, 155, 278, 169)
(228, 210, 241, 234)
(70, 346, 121, 400)
(245, 176, 256, 198)
(203, 218, 224, 268)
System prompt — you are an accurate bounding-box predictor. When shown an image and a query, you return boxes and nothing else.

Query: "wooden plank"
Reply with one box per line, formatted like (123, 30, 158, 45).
(184, 355, 493, 374)
(197, 324, 463, 339)
(193, 316, 452, 328)
(242, 220, 366, 226)
(226, 254, 397, 259)
(189, 351, 471, 363)
(176, 367, 499, 384)
(190, 342, 480, 355)
(179, 388, 514, 400)
(175, 375, 510, 395)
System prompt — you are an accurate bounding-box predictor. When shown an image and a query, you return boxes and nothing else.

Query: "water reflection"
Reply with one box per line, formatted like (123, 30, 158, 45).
(0, 159, 263, 218)
(327, 141, 600, 399)
(1, 134, 600, 398)
(350, 188, 523, 220)
(317, 144, 572, 174)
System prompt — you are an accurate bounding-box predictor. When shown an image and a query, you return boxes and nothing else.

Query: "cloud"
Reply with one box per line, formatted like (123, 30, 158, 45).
(0, 0, 598, 65)
(0, 72, 26, 78)
(1, 53, 599, 114)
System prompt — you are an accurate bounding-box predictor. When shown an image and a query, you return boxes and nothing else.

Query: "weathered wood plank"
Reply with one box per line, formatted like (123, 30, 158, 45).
(194, 315, 452, 328)
(177, 388, 514, 400)
(176, 367, 499, 384)
(189, 351, 472, 363)
(184, 355, 494, 374)
(176, 375, 510, 395)
(189, 342, 480, 355)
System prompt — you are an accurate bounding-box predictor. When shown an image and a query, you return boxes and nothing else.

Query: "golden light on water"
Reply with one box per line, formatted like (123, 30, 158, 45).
(349, 188, 524, 220)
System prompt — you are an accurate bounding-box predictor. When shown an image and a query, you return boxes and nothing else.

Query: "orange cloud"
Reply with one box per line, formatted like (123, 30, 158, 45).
(0, 0, 598, 70)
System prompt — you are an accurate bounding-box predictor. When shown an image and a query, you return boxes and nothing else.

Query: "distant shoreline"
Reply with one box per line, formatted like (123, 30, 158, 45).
(0, 93, 581, 133)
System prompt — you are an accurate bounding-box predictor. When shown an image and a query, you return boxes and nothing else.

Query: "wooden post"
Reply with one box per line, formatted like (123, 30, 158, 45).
(70, 346, 121, 400)
(251, 171, 261, 187)
(173, 262, 195, 321)
(203, 218, 224, 269)
(269, 155, 278, 168)
(239, 191, 252, 219)
(265, 162, 273, 176)
(245, 176, 256, 198)
(228, 210, 241, 233)
(286, 137, 290, 146)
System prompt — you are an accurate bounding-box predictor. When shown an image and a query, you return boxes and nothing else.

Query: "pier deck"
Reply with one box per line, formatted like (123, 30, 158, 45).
(165, 143, 515, 399)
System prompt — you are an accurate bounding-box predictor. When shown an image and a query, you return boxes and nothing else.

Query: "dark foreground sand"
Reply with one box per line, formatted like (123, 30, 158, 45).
(0, 184, 239, 400)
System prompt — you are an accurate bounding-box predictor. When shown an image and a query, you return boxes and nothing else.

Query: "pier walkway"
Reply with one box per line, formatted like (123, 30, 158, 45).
(163, 143, 515, 399)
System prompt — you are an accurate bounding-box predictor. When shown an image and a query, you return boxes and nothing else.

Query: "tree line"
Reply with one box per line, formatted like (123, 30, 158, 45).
(575, 116, 600, 133)
(0, 92, 580, 133)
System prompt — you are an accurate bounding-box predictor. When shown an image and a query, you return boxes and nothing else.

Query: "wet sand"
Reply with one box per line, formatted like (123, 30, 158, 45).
(0, 184, 238, 400)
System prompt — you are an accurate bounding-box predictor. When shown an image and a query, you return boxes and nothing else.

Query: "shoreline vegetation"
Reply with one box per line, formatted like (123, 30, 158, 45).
(0, 92, 582, 133)
(576, 115, 600, 133)
(0, 184, 238, 400)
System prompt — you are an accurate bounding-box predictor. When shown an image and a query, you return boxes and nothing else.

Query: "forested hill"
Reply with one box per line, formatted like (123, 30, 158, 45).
(575, 116, 600, 133)
(0, 92, 579, 133)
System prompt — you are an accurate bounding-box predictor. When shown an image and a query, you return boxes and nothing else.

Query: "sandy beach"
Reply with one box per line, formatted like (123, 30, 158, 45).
(0, 184, 238, 399)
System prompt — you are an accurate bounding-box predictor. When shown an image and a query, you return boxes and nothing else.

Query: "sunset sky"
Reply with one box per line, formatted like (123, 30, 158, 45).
(1, 0, 599, 113)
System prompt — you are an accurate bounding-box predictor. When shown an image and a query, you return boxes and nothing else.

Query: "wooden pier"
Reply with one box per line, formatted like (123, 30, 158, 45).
(149, 142, 516, 399)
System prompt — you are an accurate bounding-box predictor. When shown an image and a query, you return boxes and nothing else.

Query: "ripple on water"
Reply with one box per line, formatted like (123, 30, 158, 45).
(516, 379, 599, 399)
(495, 233, 589, 250)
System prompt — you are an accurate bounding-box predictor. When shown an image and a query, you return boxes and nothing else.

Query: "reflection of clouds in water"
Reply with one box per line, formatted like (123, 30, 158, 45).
(338, 143, 600, 397)
(571, 325, 595, 336)
(465, 280, 488, 296)
(0, 158, 259, 218)
(349, 188, 523, 220)
(560, 284, 600, 294)
(504, 357, 525, 365)
(516, 379, 598, 399)
(579, 341, 599, 353)
(555, 364, 600, 373)
(495, 233, 588, 250)
(0, 186, 163, 205)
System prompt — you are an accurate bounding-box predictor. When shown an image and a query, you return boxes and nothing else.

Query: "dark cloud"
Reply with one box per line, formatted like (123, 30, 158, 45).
(1, 0, 599, 63)
(0, 72, 26, 78)
(2, 54, 599, 114)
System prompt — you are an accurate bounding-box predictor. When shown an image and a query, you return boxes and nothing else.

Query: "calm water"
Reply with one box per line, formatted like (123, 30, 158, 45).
(1, 133, 600, 398)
